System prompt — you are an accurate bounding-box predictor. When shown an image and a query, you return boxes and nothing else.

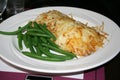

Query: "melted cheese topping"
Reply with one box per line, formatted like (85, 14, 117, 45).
(35, 10, 107, 56)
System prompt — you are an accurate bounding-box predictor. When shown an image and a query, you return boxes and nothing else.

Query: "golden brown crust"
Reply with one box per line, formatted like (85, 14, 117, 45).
(35, 10, 107, 56)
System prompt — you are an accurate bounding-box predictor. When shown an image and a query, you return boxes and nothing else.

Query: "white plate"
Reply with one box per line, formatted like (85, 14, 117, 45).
(0, 6, 120, 74)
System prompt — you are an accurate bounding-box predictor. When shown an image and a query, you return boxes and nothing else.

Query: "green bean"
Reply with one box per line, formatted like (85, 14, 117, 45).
(37, 44, 44, 55)
(33, 21, 40, 29)
(36, 42, 63, 59)
(22, 51, 66, 61)
(36, 35, 71, 60)
(42, 23, 56, 40)
(42, 47, 73, 60)
(32, 36, 38, 46)
(30, 37, 43, 56)
(0, 21, 77, 62)
(23, 33, 29, 48)
(34, 46, 42, 56)
(39, 37, 47, 43)
(27, 35, 36, 54)
(27, 29, 44, 34)
(34, 22, 56, 40)
(17, 27, 23, 50)
(47, 39, 59, 48)
(41, 43, 76, 58)
(36, 44, 50, 56)
(26, 22, 33, 29)
(26, 31, 50, 38)
(0, 21, 32, 35)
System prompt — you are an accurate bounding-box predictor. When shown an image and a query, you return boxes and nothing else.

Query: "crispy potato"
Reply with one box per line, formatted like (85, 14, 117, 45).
(36, 10, 107, 56)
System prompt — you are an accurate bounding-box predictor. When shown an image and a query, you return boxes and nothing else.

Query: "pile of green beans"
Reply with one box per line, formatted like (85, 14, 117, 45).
(0, 21, 76, 61)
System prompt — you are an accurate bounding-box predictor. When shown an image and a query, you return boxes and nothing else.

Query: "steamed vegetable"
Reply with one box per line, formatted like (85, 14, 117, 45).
(0, 21, 76, 61)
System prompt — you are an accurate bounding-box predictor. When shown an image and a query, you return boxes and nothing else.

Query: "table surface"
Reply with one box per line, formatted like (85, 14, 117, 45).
(1, 0, 120, 80)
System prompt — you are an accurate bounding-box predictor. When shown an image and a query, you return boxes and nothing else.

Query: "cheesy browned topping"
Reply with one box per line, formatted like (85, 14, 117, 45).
(35, 10, 107, 56)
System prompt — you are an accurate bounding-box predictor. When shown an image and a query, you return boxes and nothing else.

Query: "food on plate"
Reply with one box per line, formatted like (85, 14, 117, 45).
(0, 10, 107, 62)
(35, 10, 107, 56)
(0, 21, 76, 61)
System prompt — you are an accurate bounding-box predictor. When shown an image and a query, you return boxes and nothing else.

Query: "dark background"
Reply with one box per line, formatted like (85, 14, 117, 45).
(25, 0, 120, 26)
(3, 0, 120, 80)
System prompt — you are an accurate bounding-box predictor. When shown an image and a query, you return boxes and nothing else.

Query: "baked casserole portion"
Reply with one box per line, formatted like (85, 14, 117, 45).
(36, 10, 107, 56)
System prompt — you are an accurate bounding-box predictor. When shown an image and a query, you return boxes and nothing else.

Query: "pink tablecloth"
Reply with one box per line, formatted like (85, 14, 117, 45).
(0, 67, 104, 80)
